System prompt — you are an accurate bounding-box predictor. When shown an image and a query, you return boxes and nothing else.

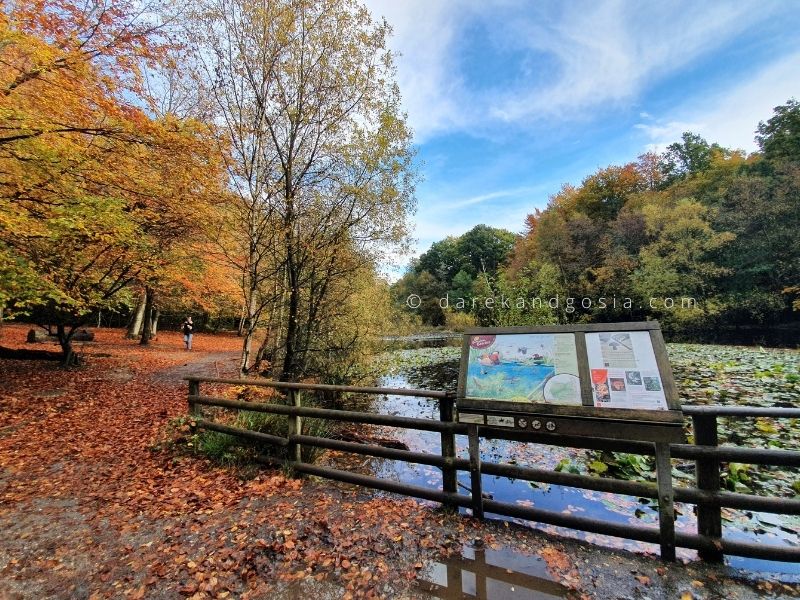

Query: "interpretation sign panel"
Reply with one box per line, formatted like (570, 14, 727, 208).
(456, 322, 684, 443)
(585, 331, 668, 410)
(456, 322, 683, 556)
(458, 323, 678, 413)
(464, 333, 581, 405)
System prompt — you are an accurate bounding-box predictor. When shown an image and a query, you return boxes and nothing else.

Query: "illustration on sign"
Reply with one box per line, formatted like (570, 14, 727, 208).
(585, 331, 668, 410)
(464, 333, 581, 405)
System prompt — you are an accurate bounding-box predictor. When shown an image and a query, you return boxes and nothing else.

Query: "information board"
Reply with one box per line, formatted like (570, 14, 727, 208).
(457, 322, 683, 431)
(585, 331, 668, 410)
(455, 322, 684, 559)
(464, 332, 581, 405)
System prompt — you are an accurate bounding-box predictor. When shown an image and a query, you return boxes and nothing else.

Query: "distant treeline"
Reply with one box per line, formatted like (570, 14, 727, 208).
(393, 99, 800, 343)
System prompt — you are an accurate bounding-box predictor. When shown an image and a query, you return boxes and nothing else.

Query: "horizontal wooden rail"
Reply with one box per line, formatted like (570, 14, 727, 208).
(185, 376, 798, 417)
(672, 444, 800, 467)
(674, 487, 800, 515)
(184, 376, 452, 399)
(190, 394, 468, 433)
(481, 429, 800, 467)
(676, 533, 800, 563)
(483, 498, 661, 544)
(197, 419, 288, 447)
(187, 377, 800, 564)
(480, 461, 659, 499)
(195, 416, 800, 517)
(290, 434, 469, 470)
(286, 462, 473, 508)
(482, 499, 800, 562)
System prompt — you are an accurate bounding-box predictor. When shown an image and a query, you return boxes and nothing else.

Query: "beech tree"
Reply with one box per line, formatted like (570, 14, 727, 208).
(0, 1, 227, 363)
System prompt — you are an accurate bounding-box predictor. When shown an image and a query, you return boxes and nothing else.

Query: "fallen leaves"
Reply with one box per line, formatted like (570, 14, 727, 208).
(0, 325, 474, 597)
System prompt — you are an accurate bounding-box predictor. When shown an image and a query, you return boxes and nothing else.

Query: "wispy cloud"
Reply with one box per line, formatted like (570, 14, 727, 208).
(635, 120, 703, 153)
(635, 51, 800, 152)
(491, 1, 774, 122)
(363, 0, 479, 141)
(440, 187, 539, 210)
(365, 0, 780, 139)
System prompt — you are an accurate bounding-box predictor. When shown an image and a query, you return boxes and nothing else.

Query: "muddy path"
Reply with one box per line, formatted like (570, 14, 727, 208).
(0, 325, 798, 599)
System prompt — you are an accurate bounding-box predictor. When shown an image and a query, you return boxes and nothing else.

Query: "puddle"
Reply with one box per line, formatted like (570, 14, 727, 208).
(416, 544, 567, 599)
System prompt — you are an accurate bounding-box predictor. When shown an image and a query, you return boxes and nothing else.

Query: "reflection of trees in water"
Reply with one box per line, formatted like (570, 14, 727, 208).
(402, 360, 460, 392)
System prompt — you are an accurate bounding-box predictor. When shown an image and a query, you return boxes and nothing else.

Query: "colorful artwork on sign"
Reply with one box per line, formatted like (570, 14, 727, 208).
(464, 333, 581, 405)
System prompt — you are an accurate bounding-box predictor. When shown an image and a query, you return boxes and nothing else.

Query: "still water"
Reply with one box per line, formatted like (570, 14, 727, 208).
(342, 341, 800, 579)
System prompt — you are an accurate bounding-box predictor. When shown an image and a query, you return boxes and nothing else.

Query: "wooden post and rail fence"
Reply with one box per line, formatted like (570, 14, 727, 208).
(186, 376, 800, 564)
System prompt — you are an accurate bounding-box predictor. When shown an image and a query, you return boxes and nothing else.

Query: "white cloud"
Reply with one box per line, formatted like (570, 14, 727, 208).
(363, 0, 478, 141)
(491, 1, 774, 122)
(364, 0, 783, 139)
(635, 120, 703, 153)
(636, 51, 800, 152)
(438, 186, 539, 209)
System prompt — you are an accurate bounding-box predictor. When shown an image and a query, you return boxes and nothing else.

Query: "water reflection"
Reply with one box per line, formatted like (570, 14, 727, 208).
(325, 350, 800, 578)
(381, 334, 462, 352)
(416, 544, 567, 599)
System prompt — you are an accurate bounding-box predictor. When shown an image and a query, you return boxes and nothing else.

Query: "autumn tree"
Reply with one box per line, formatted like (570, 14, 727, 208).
(0, 1, 228, 363)
(191, 0, 415, 380)
(756, 98, 800, 163)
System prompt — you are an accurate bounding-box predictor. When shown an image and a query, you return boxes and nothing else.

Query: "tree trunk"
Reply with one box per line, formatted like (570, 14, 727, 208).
(238, 305, 246, 337)
(126, 291, 147, 338)
(150, 309, 160, 338)
(56, 323, 78, 366)
(140, 286, 155, 346)
(281, 263, 300, 382)
(239, 287, 257, 376)
(280, 190, 298, 383)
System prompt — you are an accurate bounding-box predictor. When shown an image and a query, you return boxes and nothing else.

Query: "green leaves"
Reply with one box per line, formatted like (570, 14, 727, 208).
(554, 458, 581, 475)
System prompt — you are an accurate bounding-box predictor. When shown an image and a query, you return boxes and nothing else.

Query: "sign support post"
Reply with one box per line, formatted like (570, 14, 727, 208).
(468, 425, 484, 519)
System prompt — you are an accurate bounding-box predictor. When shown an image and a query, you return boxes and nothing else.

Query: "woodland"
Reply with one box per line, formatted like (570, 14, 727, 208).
(393, 109, 800, 342)
(1, 0, 412, 378)
(2, 1, 800, 597)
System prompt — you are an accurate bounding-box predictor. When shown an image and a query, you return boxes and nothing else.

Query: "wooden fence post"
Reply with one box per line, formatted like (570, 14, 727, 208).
(439, 392, 457, 509)
(655, 442, 676, 561)
(188, 379, 201, 432)
(693, 414, 723, 562)
(287, 389, 303, 469)
(468, 425, 483, 519)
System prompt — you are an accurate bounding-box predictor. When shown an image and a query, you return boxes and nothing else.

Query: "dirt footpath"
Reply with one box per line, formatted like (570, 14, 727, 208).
(0, 325, 797, 599)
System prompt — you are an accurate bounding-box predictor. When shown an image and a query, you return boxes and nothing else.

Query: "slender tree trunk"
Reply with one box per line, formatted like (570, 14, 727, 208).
(126, 291, 147, 338)
(239, 289, 257, 376)
(239, 235, 260, 376)
(252, 278, 283, 373)
(150, 309, 160, 338)
(238, 305, 246, 337)
(280, 188, 299, 382)
(140, 286, 155, 346)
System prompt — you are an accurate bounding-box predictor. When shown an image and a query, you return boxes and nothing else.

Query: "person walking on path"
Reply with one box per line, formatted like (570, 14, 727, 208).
(182, 317, 194, 350)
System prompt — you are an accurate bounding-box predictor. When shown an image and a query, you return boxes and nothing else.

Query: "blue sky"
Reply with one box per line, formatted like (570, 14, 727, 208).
(363, 0, 800, 271)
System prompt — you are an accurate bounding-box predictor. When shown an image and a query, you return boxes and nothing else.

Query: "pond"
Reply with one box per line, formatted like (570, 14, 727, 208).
(337, 340, 800, 578)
